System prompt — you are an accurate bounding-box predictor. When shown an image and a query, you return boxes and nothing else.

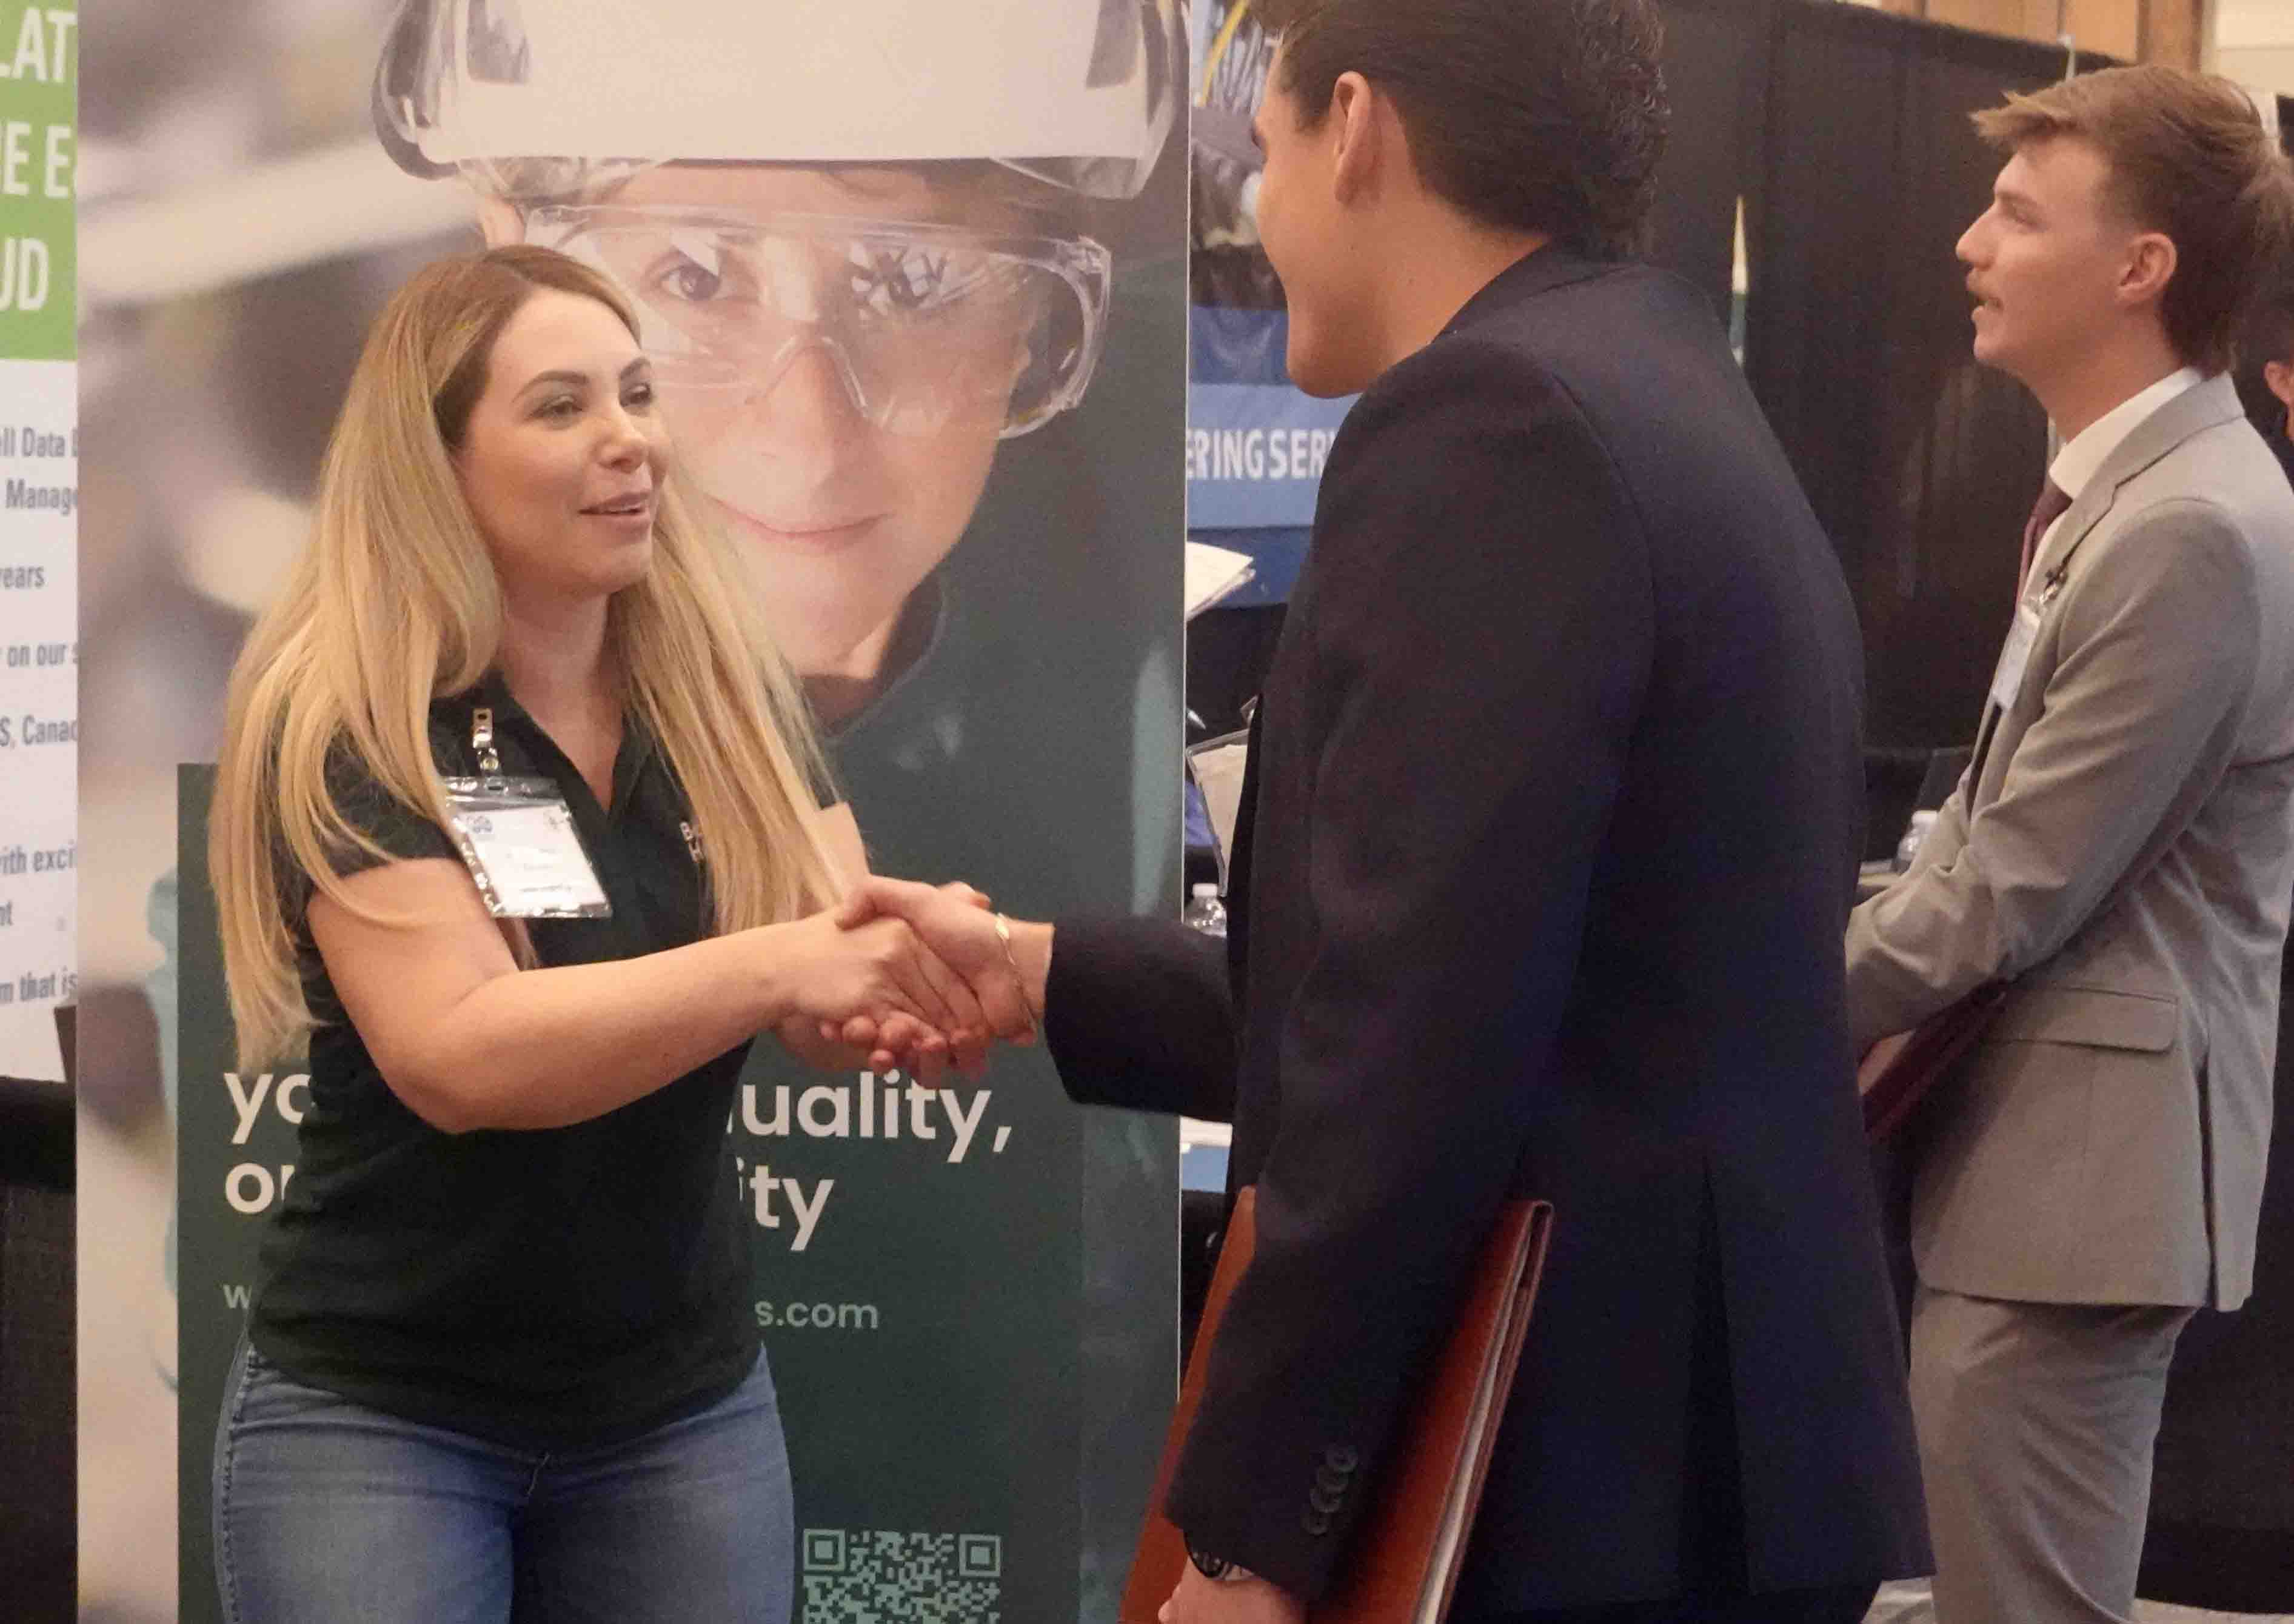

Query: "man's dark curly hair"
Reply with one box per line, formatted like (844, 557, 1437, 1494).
(1249, 0, 1669, 259)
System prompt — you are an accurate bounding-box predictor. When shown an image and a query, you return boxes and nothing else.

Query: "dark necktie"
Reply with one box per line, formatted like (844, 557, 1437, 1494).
(2017, 479, 2072, 598)
(1975, 478, 2073, 785)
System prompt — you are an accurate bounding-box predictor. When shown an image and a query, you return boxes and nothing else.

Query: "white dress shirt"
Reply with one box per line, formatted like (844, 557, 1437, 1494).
(2045, 366, 2205, 514)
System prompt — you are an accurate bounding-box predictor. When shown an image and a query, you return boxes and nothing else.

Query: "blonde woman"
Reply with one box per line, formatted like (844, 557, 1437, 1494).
(206, 246, 987, 1623)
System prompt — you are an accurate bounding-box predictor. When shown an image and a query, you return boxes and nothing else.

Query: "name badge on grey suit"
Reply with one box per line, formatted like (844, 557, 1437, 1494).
(1988, 598, 2044, 713)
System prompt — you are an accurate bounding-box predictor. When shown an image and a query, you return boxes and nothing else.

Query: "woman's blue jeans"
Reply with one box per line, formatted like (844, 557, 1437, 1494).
(212, 1339, 794, 1624)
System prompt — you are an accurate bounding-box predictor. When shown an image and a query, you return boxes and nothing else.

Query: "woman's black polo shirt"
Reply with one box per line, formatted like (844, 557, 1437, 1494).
(247, 674, 761, 1449)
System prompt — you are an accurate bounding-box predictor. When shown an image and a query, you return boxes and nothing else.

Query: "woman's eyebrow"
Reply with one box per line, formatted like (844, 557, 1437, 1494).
(517, 358, 649, 396)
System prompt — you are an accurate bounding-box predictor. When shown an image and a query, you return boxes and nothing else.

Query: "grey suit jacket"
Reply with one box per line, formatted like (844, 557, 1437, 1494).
(1847, 373, 2294, 1309)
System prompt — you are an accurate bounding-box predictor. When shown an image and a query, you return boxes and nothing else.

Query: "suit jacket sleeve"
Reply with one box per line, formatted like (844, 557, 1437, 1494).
(1042, 917, 1240, 1121)
(1844, 497, 2262, 1049)
(1161, 336, 1653, 1599)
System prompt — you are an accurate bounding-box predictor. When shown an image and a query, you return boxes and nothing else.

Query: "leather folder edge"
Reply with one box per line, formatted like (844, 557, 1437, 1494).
(1425, 1203, 1552, 1622)
(1860, 982, 2010, 1143)
(1119, 1191, 1554, 1623)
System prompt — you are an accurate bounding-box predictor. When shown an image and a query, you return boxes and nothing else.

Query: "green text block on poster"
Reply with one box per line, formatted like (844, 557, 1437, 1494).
(0, 2, 76, 364)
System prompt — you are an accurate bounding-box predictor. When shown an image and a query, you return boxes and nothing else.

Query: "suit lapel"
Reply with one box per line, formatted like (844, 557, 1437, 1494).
(1971, 375, 2244, 804)
(2027, 374, 2243, 586)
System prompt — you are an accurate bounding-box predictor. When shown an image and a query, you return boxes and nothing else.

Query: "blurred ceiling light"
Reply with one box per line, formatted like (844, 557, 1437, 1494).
(180, 485, 312, 613)
(82, 139, 473, 309)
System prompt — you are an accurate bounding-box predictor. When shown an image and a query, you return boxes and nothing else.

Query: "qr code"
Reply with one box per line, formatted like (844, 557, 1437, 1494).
(800, 1529, 1002, 1623)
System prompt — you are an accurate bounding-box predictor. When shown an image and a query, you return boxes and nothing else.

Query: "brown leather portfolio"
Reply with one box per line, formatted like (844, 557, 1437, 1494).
(1859, 982, 2010, 1141)
(1120, 1188, 1554, 1624)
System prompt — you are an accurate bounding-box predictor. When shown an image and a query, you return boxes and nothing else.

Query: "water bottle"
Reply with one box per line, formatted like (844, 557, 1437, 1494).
(1182, 882, 1228, 938)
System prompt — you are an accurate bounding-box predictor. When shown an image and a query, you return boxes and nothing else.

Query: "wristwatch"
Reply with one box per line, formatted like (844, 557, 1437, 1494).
(1187, 1543, 1257, 1584)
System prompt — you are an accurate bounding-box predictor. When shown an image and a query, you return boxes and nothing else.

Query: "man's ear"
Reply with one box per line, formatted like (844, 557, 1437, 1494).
(1328, 71, 1380, 206)
(474, 195, 525, 247)
(2116, 230, 2177, 315)
(2265, 357, 2294, 413)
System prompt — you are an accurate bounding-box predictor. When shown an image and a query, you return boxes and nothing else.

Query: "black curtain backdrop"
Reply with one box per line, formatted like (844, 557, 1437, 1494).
(0, 1080, 72, 1620)
(2142, 990, 2294, 1612)
(1744, 2, 2115, 753)
(1644, 0, 1768, 326)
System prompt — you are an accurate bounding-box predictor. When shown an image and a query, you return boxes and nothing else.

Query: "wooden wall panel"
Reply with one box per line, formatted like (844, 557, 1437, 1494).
(1922, 0, 2065, 47)
(1880, 0, 2205, 65)
(2141, 0, 2205, 70)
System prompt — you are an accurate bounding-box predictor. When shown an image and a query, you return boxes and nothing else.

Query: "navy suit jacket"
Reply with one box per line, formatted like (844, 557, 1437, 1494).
(1045, 248, 1930, 1611)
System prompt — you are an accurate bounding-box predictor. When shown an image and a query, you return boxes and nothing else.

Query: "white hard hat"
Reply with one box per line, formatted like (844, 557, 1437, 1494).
(375, 0, 1185, 201)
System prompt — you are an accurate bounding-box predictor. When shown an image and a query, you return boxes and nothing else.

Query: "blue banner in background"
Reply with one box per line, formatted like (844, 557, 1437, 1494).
(1186, 384, 1357, 529)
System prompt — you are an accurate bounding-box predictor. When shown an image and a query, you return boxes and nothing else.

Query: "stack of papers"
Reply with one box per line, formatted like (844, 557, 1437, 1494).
(1185, 541, 1256, 619)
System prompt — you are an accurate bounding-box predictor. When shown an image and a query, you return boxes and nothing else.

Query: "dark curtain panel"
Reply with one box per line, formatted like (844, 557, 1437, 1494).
(2141, 1012, 2294, 1612)
(0, 1081, 73, 1622)
(1744, 3, 2099, 751)
(1645, 0, 1768, 326)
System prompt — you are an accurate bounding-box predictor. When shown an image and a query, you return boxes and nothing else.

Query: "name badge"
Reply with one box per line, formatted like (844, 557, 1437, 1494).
(1987, 598, 2044, 715)
(442, 775, 612, 919)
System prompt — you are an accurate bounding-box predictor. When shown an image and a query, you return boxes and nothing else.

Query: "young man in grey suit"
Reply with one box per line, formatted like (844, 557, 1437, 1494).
(1848, 66, 2294, 1624)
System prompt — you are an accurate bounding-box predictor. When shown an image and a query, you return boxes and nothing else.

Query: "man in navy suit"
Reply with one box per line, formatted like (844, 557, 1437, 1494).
(841, 1, 1930, 1618)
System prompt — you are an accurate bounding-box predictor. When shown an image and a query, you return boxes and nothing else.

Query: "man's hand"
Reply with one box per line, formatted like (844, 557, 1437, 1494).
(1157, 1569, 1306, 1624)
(836, 877, 1048, 1049)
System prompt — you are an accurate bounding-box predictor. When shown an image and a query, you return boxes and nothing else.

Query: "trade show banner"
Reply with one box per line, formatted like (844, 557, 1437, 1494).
(141, 4, 1182, 1621)
(0, 0, 75, 1084)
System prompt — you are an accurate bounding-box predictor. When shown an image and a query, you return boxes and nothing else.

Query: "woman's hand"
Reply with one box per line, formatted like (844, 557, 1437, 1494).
(762, 911, 989, 1080)
(835, 878, 1046, 1045)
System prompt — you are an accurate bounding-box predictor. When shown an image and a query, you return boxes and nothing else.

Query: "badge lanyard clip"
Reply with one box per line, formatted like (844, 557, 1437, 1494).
(441, 706, 613, 919)
(473, 706, 501, 775)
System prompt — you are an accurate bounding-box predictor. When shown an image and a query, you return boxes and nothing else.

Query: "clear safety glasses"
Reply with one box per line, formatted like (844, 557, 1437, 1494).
(527, 206, 1113, 439)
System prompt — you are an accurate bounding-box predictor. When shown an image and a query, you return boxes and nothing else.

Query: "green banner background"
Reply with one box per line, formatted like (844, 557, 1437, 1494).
(170, 104, 1187, 1624)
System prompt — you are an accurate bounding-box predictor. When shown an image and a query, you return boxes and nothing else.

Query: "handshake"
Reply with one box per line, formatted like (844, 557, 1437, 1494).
(772, 877, 1055, 1083)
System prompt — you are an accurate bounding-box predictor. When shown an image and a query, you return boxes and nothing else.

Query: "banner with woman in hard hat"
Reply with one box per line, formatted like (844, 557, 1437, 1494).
(153, 4, 1187, 1620)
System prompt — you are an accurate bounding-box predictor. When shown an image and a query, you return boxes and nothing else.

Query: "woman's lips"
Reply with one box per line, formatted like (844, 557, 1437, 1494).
(722, 503, 886, 557)
(580, 501, 655, 532)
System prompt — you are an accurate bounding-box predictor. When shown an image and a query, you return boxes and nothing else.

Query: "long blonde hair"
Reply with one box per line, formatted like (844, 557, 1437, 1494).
(213, 246, 838, 1068)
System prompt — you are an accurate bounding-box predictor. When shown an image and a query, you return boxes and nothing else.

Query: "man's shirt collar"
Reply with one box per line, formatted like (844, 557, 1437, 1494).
(2049, 366, 2205, 501)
